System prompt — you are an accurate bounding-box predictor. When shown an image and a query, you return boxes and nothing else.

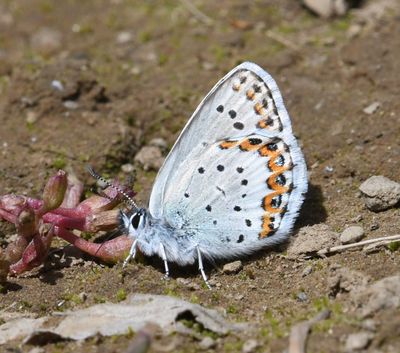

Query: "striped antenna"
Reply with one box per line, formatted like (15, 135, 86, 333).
(87, 165, 139, 211)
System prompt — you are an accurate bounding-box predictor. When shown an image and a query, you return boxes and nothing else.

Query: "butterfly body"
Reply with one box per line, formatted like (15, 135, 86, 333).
(120, 62, 308, 284)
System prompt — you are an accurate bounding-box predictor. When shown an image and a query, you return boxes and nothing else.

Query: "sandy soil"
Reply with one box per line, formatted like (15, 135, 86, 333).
(0, 1, 399, 352)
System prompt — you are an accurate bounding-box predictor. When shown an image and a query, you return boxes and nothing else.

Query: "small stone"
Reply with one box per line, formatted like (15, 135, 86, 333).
(78, 292, 87, 302)
(302, 265, 313, 277)
(242, 338, 259, 353)
(340, 226, 365, 244)
(359, 176, 400, 211)
(296, 292, 309, 302)
(360, 319, 377, 332)
(26, 111, 38, 125)
(370, 223, 379, 231)
(134, 146, 165, 171)
(353, 275, 400, 318)
(344, 332, 373, 352)
(363, 101, 381, 115)
(116, 31, 133, 44)
(223, 260, 243, 274)
(328, 266, 370, 297)
(347, 24, 362, 39)
(121, 163, 134, 173)
(149, 137, 168, 150)
(303, 0, 349, 18)
(63, 100, 79, 110)
(199, 336, 216, 350)
(31, 27, 62, 54)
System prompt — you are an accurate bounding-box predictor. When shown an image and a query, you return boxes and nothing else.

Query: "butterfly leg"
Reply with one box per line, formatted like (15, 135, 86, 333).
(159, 243, 170, 279)
(196, 246, 211, 290)
(123, 239, 138, 268)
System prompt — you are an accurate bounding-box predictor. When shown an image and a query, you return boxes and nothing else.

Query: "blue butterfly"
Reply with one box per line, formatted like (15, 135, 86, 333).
(95, 62, 307, 289)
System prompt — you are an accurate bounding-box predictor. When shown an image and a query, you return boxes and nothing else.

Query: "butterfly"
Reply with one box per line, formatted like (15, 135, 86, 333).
(92, 62, 307, 288)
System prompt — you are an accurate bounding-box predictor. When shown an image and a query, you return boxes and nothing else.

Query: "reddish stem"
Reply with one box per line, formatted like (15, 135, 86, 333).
(55, 227, 133, 263)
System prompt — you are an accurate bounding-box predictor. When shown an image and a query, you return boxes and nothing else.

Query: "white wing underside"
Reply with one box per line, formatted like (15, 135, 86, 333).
(149, 62, 307, 257)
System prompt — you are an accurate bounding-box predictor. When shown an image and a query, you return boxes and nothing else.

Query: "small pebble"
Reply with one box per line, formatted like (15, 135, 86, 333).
(26, 111, 38, 125)
(242, 339, 259, 353)
(360, 319, 377, 332)
(31, 27, 62, 54)
(303, 0, 348, 18)
(149, 137, 168, 150)
(344, 332, 373, 352)
(370, 223, 379, 231)
(223, 260, 243, 274)
(296, 292, 309, 302)
(302, 265, 313, 277)
(121, 163, 134, 173)
(116, 31, 133, 44)
(340, 226, 365, 244)
(134, 146, 164, 171)
(359, 175, 400, 212)
(363, 102, 381, 115)
(78, 292, 87, 302)
(199, 336, 216, 350)
(63, 100, 79, 110)
(51, 80, 64, 91)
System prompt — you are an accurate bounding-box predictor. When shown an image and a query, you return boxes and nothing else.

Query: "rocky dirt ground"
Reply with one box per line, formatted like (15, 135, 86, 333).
(0, 1, 399, 352)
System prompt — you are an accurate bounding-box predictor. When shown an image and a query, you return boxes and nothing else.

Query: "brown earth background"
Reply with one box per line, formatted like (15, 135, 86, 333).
(0, 1, 399, 352)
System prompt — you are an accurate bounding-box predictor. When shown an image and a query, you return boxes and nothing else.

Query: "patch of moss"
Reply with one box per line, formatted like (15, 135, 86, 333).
(388, 241, 400, 252)
(227, 304, 238, 314)
(158, 53, 168, 66)
(116, 288, 127, 302)
(52, 155, 66, 170)
(264, 310, 285, 338)
(190, 294, 200, 304)
(94, 295, 107, 304)
(138, 30, 152, 43)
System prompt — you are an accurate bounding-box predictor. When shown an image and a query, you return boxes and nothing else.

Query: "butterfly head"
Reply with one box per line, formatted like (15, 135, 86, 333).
(120, 208, 147, 237)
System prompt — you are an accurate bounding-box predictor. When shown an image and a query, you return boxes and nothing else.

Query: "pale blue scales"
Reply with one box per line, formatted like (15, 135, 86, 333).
(113, 62, 308, 288)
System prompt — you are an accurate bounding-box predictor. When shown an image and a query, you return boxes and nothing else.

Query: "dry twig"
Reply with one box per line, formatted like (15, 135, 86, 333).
(317, 234, 400, 256)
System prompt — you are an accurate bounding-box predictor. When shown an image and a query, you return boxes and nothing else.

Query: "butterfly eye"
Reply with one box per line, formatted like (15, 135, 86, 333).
(130, 213, 141, 229)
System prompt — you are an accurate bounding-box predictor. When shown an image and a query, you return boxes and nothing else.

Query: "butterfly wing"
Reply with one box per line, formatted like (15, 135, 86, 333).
(149, 62, 307, 257)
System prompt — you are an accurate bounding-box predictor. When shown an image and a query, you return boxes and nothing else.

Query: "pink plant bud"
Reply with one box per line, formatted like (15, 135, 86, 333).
(61, 171, 84, 209)
(9, 225, 54, 275)
(0, 194, 27, 219)
(39, 170, 68, 215)
(16, 207, 36, 239)
(4, 236, 29, 264)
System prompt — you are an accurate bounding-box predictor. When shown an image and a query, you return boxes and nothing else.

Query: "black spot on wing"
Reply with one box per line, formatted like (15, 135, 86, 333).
(217, 165, 224, 172)
(198, 167, 205, 174)
(229, 110, 237, 119)
(233, 122, 244, 130)
(216, 105, 224, 113)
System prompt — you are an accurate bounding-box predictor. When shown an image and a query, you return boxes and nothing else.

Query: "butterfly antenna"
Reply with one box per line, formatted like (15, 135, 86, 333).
(87, 165, 139, 211)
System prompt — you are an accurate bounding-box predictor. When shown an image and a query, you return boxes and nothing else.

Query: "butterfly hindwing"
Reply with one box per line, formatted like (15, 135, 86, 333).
(149, 62, 307, 257)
